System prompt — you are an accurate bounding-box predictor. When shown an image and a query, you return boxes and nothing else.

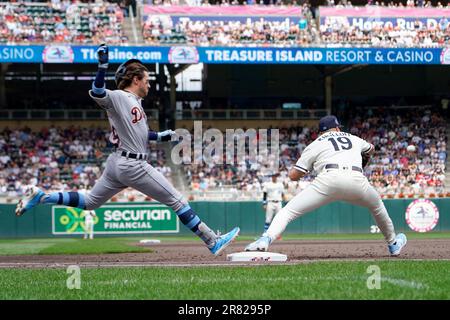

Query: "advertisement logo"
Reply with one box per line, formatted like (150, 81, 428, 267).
(55, 207, 99, 233)
(168, 46, 199, 64)
(440, 48, 450, 65)
(52, 204, 179, 235)
(405, 199, 439, 233)
(42, 45, 74, 63)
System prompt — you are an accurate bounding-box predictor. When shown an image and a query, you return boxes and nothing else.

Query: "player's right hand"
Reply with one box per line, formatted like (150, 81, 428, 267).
(157, 130, 177, 142)
(97, 43, 109, 69)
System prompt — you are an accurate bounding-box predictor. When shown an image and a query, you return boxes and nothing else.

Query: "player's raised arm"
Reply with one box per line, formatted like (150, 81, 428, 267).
(91, 44, 108, 97)
(88, 43, 114, 109)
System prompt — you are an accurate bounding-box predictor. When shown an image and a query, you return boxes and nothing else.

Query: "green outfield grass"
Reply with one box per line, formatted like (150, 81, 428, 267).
(0, 232, 449, 256)
(0, 234, 449, 300)
(0, 261, 449, 299)
(0, 238, 151, 255)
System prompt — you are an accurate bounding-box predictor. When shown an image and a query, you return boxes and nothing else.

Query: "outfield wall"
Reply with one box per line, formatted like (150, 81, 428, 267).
(0, 199, 448, 238)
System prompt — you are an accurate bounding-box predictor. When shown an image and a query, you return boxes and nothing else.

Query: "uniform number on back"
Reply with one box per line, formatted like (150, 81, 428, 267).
(328, 137, 352, 151)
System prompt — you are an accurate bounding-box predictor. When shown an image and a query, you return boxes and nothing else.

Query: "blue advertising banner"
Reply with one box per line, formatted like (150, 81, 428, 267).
(1, 45, 449, 65)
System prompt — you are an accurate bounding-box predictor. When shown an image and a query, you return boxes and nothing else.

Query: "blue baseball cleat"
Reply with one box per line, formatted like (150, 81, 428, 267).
(15, 186, 45, 216)
(209, 227, 240, 256)
(245, 235, 272, 252)
(388, 233, 407, 256)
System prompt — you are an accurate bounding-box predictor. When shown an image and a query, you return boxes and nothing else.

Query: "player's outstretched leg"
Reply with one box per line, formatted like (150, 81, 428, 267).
(41, 190, 86, 209)
(15, 186, 47, 216)
(245, 234, 272, 252)
(176, 205, 240, 256)
(124, 162, 240, 256)
(16, 186, 87, 217)
(246, 185, 332, 252)
(388, 233, 407, 256)
(352, 185, 407, 256)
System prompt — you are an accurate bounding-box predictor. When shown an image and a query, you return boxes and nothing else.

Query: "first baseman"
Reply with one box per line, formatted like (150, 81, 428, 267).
(245, 115, 407, 256)
(15, 43, 239, 256)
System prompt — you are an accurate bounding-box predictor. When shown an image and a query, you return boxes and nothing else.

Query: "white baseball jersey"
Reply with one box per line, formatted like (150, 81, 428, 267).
(294, 131, 373, 175)
(84, 210, 95, 223)
(263, 181, 284, 201)
(264, 130, 396, 245)
(89, 89, 149, 154)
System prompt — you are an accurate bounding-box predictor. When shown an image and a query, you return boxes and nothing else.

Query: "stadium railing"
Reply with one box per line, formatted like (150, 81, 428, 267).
(0, 109, 159, 120)
(176, 109, 327, 120)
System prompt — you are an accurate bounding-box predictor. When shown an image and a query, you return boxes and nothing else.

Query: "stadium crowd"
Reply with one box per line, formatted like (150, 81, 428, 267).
(319, 7, 450, 48)
(182, 107, 448, 200)
(0, 0, 127, 45)
(0, 107, 448, 202)
(0, 126, 172, 202)
(319, 21, 449, 48)
(1, 0, 448, 47)
(141, 2, 318, 46)
(141, 0, 449, 47)
(348, 107, 448, 198)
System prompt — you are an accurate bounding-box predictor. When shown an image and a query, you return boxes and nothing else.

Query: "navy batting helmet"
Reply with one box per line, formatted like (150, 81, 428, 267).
(115, 59, 143, 87)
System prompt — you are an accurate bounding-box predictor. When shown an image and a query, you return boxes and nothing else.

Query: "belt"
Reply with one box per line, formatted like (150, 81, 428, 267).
(325, 164, 362, 173)
(120, 151, 148, 160)
(268, 200, 281, 203)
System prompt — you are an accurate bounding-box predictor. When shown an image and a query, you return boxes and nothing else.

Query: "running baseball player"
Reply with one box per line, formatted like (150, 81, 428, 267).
(261, 173, 284, 235)
(83, 210, 96, 240)
(245, 115, 407, 256)
(15, 43, 239, 256)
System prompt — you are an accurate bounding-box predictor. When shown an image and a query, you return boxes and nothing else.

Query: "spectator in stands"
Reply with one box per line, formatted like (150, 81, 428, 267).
(181, 107, 447, 200)
(0, 1, 127, 44)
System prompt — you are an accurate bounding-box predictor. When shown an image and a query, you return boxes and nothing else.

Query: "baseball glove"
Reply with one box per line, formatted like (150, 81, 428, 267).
(362, 153, 370, 168)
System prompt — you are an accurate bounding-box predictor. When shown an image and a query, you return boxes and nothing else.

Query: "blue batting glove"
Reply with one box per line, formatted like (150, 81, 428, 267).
(157, 130, 176, 142)
(97, 43, 109, 69)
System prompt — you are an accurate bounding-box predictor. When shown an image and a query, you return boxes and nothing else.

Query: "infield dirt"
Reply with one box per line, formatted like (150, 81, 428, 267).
(0, 239, 448, 268)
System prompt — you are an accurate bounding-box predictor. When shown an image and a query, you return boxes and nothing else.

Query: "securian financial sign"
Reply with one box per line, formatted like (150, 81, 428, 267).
(52, 204, 179, 235)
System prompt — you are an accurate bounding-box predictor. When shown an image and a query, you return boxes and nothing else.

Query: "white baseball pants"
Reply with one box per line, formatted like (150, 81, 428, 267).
(266, 201, 282, 224)
(84, 221, 94, 239)
(266, 168, 396, 243)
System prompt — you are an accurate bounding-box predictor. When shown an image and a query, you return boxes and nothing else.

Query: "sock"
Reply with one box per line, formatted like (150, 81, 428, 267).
(264, 222, 270, 232)
(176, 205, 216, 248)
(94, 68, 106, 89)
(41, 192, 86, 209)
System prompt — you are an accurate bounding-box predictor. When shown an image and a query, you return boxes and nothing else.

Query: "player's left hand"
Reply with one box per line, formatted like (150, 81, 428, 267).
(97, 43, 109, 70)
(362, 153, 370, 168)
(157, 130, 177, 142)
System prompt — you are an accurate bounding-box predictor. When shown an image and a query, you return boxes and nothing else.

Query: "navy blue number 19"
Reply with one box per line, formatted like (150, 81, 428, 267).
(328, 137, 352, 151)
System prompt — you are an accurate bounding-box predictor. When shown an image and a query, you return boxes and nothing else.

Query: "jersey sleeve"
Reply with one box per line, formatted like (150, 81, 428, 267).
(357, 136, 374, 154)
(88, 89, 115, 110)
(294, 145, 315, 173)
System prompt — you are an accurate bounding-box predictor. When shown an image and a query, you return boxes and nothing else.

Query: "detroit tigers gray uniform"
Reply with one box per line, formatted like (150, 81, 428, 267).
(265, 131, 396, 244)
(85, 89, 187, 211)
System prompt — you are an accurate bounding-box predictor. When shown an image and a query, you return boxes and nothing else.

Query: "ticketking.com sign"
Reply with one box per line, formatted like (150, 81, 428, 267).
(52, 204, 179, 235)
